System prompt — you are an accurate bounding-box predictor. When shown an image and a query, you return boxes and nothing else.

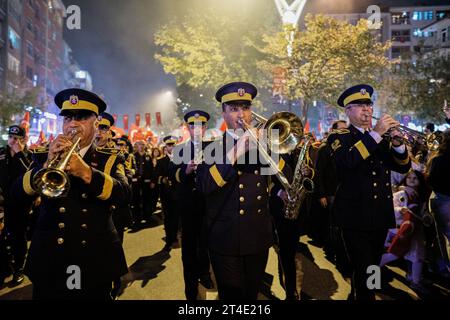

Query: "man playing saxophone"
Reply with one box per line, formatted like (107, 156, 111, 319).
(13, 88, 130, 300)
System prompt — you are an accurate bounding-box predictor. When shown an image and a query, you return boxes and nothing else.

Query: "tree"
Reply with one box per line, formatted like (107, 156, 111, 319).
(0, 73, 42, 131)
(154, 8, 279, 120)
(380, 51, 450, 124)
(253, 14, 391, 121)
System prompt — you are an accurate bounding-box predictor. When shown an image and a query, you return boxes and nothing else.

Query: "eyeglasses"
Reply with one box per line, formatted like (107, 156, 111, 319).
(188, 123, 206, 128)
(98, 125, 110, 132)
(346, 103, 373, 110)
(63, 114, 94, 122)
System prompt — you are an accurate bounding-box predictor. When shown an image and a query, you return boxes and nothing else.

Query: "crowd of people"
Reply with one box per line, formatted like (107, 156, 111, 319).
(0, 83, 449, 301)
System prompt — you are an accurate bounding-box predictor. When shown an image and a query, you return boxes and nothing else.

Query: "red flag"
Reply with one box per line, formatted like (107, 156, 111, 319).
(21, 112, 30, 136)
(219, 120, 228, 132)
(145, 113, 151, 127)
(304, 120, 310, 133)
(317, 120, 322, 134)
(36, 130, 46, 145)
(135, 114, 141, 127)
(113, 114, 118, 124)
(123, 114, 129, 131)
(156, 112, 162, 126)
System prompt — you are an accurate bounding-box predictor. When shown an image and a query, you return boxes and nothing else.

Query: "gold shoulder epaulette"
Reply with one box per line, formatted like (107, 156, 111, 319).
(331, 129, 350, 134)
(30, 146, 49, 154)
(96, 147, 120, 155)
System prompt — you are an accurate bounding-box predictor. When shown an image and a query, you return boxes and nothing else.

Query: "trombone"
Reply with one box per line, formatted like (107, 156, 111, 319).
(33, 129, 81, 198)
(238, 111, 311, 220)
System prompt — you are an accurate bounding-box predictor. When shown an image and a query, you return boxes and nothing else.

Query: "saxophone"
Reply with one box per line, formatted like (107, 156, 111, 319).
(284, 135, 314, 220)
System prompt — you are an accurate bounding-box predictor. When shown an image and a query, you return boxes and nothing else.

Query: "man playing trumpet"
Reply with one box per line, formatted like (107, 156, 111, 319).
(327, 84, 411, 300)
(13, 88, 130, 300)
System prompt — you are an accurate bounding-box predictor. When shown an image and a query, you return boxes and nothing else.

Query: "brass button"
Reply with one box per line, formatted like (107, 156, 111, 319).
(386, 183, 390, 186)
(59, 207, 66, 213)
(82, 193, 88, 199)
(110, 205, 116, 210)
(238, 171, 243, 176)
(257, 196, 262, 200)
(385, 170, 389, 175)
(82, 209, 88, 213)
(380, 161, 383, 164)
(374, 195, 378, 199)
(81, 224, 88, 229)
(372, 171, 376, 176)
(239, 209, 245, 215)
(57, 238, 64, 245)
(239, 197, 245, 203)
(257, 182, 261, 187)
(387, 195, 391, 199)
(58, 223, 65, 229)
(239, 184, 244, 189)
(254, 170, 259, 175)
(258, 209, 262, 213)
(81, 240, 87, 246)
(373, 183, 377, 187)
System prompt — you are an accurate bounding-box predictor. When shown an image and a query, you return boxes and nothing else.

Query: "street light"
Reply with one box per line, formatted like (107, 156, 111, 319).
(274, 0, 308, 112)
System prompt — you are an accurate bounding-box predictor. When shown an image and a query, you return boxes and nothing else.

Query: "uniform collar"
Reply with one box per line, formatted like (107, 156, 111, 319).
(79, 143, 93, 158)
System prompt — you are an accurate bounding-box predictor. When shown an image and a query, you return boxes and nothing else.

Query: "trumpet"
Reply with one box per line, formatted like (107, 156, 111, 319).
(33, 129, 81, 198)
(372, 116, 440, 151)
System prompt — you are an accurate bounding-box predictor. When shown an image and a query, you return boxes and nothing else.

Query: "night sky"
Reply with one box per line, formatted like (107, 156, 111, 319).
(61, 0, 450, 115)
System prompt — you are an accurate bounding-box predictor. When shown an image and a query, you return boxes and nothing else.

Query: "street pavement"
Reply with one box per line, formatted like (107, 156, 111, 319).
(1, 211, 449, 300)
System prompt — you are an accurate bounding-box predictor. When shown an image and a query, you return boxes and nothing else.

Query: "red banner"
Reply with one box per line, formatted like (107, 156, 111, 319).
(135, 114, 141, 127)
(156, 112, 162, 126)
(145, 113, 151, 127)
(21, 111, 30, 136)
(272, 67, 287, 102)
(123, 114, 129, 131)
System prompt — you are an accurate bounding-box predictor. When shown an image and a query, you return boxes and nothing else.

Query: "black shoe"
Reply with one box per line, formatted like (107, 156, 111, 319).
(11, 272, 24, 286)
(199, 275, 214, 289)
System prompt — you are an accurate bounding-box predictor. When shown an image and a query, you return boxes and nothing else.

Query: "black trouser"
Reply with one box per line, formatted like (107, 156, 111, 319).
(341, 228, 387, 300)
(131, 180, 151, 223)
(209, 250, 269, 300)
(5, 204, 28, 274)
(161, 187, 178, 245)
(181, 210, 210, 300)
(274, 217, 299, 299)
(0, 234, 12, 282)
(32, 279, 113, 300)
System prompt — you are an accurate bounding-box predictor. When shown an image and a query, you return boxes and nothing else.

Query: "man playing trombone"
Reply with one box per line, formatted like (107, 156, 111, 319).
(327, 84, 411, 300)
(196, 81, 292, 300)
(13, 88, 130, 300)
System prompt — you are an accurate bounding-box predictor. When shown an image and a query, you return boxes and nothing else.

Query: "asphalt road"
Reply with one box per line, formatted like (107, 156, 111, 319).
(1, 211, 449, 300)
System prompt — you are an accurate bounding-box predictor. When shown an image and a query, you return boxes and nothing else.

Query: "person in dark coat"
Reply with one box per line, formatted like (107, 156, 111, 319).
(0, 125, 33, 285)
(327, 84, 411, 300)
(158, 136, 179, 250)
(13, 88, 130, 300)
(197, 82, 291, 300)
(170, 110, 214, 300)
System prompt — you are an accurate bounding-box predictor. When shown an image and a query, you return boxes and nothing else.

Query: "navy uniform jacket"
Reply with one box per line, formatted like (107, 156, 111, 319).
(133, 152, 153, 183)
(13, 145, 130, 287)
(197, 133, 291, 256)
(327, 125, 411, 230)
(0, 146, 32, 198)
(170, 141, 206, 205)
